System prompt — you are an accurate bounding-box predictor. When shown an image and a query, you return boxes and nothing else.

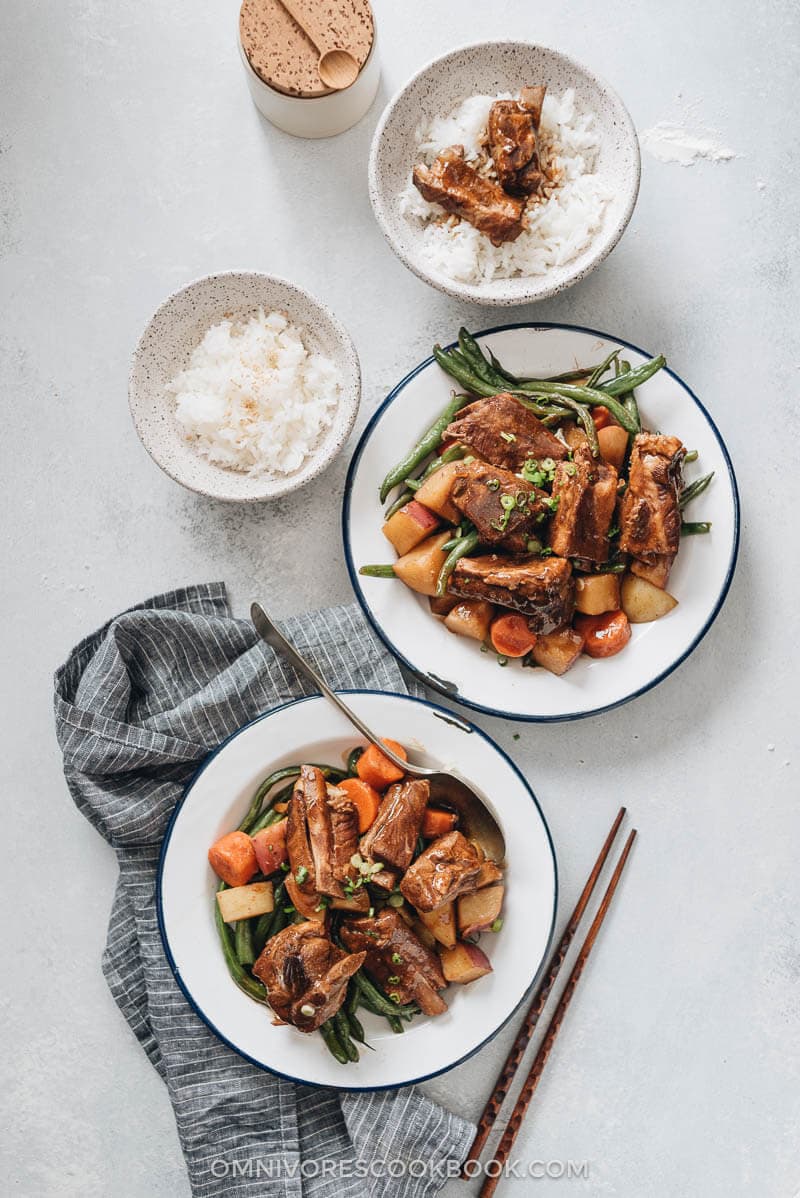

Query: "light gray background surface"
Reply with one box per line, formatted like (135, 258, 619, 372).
(1, 1, 798, 1195)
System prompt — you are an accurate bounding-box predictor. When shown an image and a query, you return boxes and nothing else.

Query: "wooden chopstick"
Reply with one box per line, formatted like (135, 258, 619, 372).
(477, 829, 637, 1198)
(462, 806, 626, 1174)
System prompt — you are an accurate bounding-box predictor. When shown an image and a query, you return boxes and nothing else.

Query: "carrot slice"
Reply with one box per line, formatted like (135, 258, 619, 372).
(574, 609, 631, 658)
(592, 405, 614, 430)
(208, 830, 258, 888)
(421, 807, 458, 839)
(356, 738, 408, 791)
(338, 777, 382, 833)
(489, 613, 537, 658)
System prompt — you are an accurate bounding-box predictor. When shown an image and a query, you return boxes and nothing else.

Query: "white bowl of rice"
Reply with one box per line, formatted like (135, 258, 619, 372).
(368, 42, 640, 306)
(129, 272, 361, 501)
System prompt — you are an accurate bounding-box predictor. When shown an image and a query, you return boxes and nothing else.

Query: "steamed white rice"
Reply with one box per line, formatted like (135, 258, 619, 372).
(398, 89, 612, 284)
(167, 309, 341, 476)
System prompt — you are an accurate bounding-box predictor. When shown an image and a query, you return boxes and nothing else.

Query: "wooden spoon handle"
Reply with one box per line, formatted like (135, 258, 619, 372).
(279, 0, 353, 55)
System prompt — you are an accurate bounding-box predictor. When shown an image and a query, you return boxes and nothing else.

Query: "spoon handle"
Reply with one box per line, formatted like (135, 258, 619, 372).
(279, 0, 347, 55)
(251, 602, 429, 777)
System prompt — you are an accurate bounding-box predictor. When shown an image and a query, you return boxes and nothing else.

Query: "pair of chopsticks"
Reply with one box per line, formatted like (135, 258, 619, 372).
(463, 807, 636, 1198)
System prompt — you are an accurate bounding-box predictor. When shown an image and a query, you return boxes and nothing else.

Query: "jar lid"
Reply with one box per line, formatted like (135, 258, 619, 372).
(240, 0, 374, 99)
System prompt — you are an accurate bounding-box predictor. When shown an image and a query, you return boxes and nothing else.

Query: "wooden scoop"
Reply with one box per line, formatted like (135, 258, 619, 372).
(280, 0, 360, 89)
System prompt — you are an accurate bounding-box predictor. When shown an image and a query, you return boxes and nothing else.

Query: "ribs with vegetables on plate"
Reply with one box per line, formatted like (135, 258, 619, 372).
(369, 329, 711, 676)
(208, 742, 506, 1054)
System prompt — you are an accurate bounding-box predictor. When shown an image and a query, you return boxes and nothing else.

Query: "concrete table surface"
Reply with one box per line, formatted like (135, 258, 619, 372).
(1, 1, 798, 1194)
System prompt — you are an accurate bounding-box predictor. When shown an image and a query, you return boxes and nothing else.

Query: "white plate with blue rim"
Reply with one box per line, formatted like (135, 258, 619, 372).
(157, 690, 557, 1090)
(343, 324, 739, 722)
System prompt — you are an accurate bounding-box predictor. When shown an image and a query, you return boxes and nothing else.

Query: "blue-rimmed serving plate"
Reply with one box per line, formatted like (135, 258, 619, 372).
(158, 690, 557, 1090)
(343, 324, 739, 722)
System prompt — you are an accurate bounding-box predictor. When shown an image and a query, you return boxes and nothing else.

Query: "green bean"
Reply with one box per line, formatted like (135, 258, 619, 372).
(684, 449, 699, 463)
(681, 521, 712, 535)
(586, 348, 620, 388)
(234, 918, 256, 966)
(680, 471, 714, 509)
(486, 346, 596, 386)
(596, 355, 666, 397)
(238, 764, 304, 833)
(253, 880, 287, 954)
(435, 346, 640, 436)
(355, 973, 418, 1021)
(359, 564, 396, 578)
(346, 747, 364, 776)
(384, 489, 414, 519)
(614, 358, 641, 434)
(458, 328, 516, 391)
(333, 1011, 360, 1062)
(387, 1015, 404, 1034)
(346, 1009, 368, 1045)
(247, 807, 284, 836)
(379, 392, 472, 502)
(319, 1019, 349, 1064)
(436, 529, 480, 597)
(214, 885, 269, 1004)
(434, 345, 496, 396)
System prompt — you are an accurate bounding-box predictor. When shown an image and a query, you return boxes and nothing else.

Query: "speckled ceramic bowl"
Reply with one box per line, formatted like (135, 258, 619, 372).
(368, 42, 640, 306)
(129, 272, 361, 501)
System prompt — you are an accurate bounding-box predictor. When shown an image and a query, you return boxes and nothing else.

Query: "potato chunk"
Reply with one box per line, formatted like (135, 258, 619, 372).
(621, 573, 678, 623)
(444, 599, 495, 641)
(216, 881, 274, 923)
(575, 573, 621, 615)
(393, 531, 452, 596)
(413, 461, 463, 523)
(530, 626, 584, 675)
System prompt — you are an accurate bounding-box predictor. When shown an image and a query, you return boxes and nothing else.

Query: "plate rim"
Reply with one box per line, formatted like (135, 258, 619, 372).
(156, 688, 559, 1091)
(342, 321, 741, 723)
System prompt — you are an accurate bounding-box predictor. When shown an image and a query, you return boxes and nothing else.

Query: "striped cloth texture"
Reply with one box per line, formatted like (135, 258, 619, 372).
(53, 583, 475, 1197)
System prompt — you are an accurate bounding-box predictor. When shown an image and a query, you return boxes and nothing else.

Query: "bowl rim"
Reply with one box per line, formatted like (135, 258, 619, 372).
(342, 321, 741, 722)
(368, 39, 642, 307)
(156, 688, 559, 1091)
(128, 269, 362, 503)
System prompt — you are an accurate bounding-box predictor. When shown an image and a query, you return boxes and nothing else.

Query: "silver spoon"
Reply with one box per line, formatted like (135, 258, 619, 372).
(251, 602, 506, 862)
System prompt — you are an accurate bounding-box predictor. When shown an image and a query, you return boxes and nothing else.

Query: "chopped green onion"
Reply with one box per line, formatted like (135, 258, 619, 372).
(500, 431, 517, 443)
(391, 952, 403, 964)
(294, 865, 309, 885)
(491, 918, 504, 933)
(486, 478, 500, 491)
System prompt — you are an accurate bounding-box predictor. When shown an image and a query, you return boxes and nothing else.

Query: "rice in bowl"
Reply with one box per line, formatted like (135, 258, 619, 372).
(167, 309, 342, 477)
(398, 89, 612, 285)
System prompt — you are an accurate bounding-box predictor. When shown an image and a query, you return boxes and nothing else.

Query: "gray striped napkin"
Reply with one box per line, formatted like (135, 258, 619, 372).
(53, 583, 475, 1197)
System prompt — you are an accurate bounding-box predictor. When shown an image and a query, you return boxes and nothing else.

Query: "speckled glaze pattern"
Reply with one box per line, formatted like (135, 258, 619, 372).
(368, 41, 641, 307)
(128, 271, 361, 502)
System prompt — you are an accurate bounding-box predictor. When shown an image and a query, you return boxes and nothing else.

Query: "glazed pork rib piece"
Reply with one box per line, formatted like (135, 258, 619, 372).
(619, 433, 685, 585)
(252, 922, 365, 1032)
(285, 766, 359, 915)
(399, 830, 482, 913)
(359, 778, 429, 873)
(486, 85, 547, 196)
(549, 444, 619, 563)
(340, 907, 448, 1016)
(444, 393, 568, 472)
(449, 460, 550, 553)
(447, 553, 575, 633)
(412, 146, 526, 246)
